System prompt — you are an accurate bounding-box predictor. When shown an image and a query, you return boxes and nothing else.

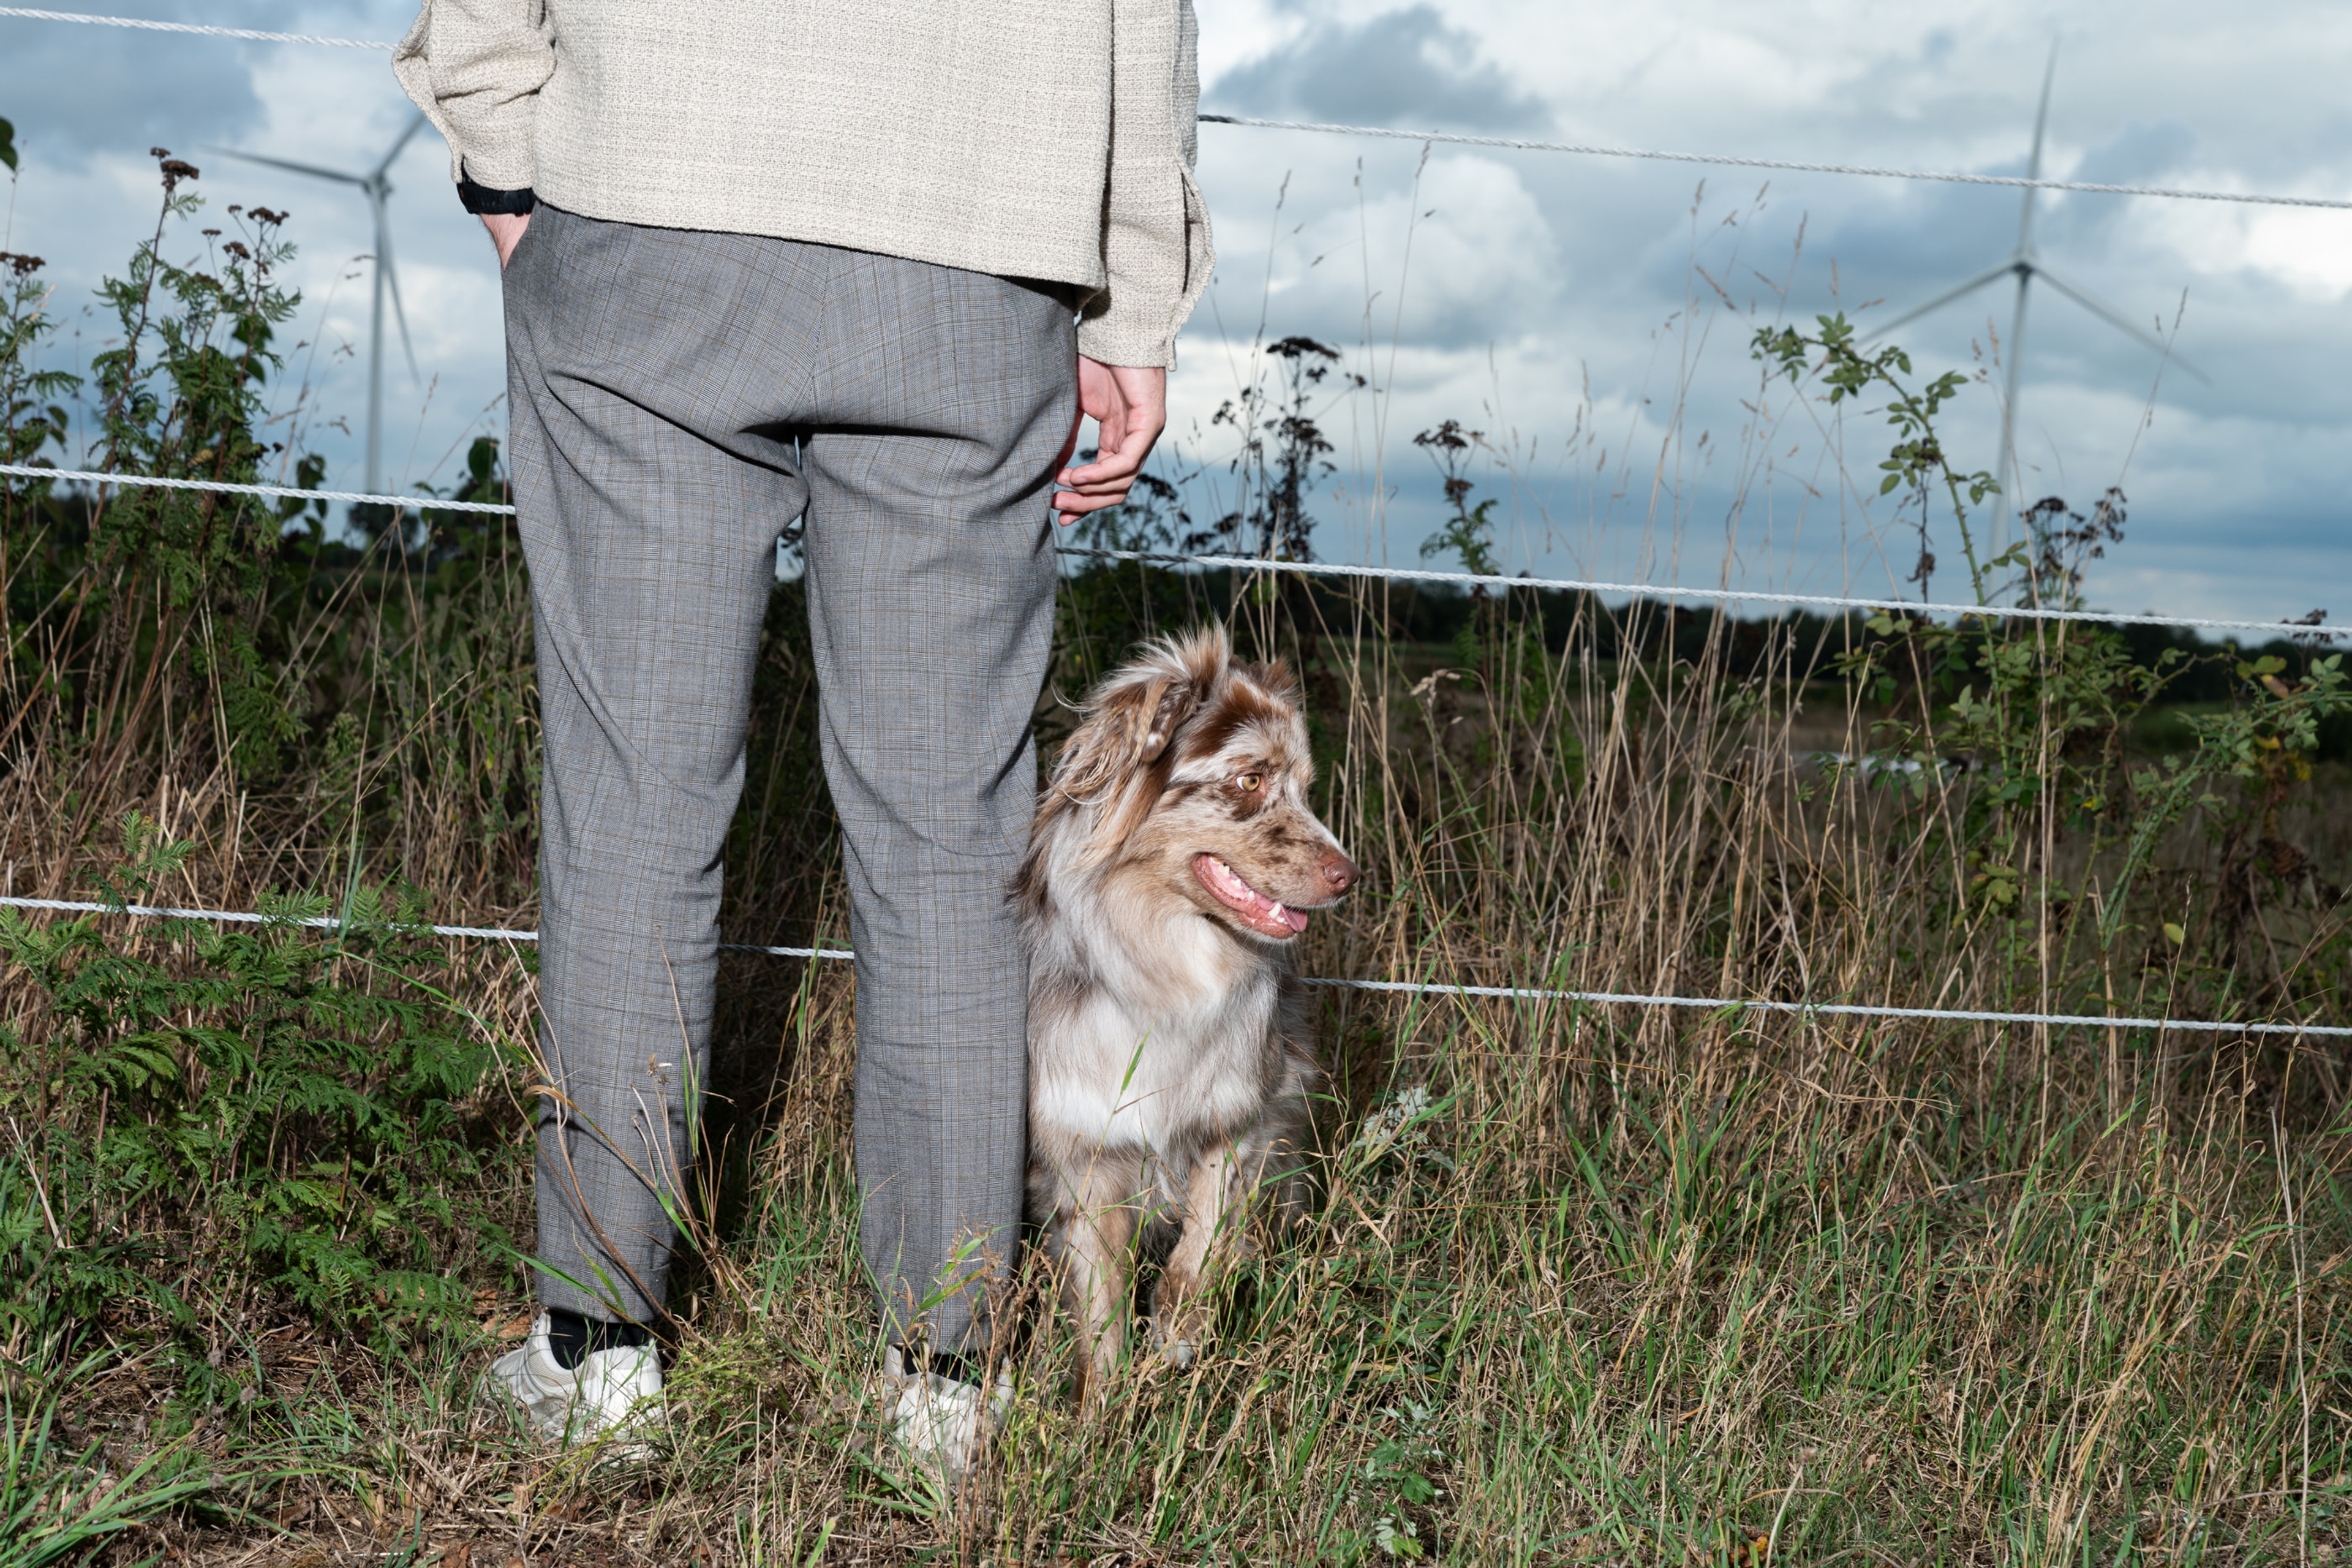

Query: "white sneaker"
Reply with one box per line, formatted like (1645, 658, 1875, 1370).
(881, 1346, 1012, 1485)
(486, 1313, 665, 1447)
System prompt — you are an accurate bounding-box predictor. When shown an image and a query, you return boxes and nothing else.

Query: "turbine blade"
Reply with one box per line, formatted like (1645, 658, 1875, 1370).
(373, 110, 429, 180)
(2018, 41, 2060, 252)
(375, 203, 421, 385)
(2026, 43, 2058, 183)
(205, 146, 364, 185)
(1869, 261, 2017, 340)
(2030, 265, 2211, 383)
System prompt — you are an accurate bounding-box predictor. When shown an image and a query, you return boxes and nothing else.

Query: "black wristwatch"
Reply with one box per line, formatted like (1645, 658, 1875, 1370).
(458, 165, 536, 216)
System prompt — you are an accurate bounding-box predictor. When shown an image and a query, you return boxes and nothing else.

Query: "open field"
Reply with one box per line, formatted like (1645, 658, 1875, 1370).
(3, 154, 2350, 1567)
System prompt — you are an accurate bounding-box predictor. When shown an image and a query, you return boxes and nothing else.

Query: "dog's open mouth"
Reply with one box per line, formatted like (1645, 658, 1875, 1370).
(1192, 853, 1311, 939)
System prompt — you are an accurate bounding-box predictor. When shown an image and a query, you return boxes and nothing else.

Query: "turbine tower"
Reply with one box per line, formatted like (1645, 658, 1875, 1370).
(213, 111, 428, 499)
(1875, 44, 2200, 559)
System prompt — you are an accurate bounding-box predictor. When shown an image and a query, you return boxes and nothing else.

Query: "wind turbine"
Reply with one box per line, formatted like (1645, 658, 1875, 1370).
(1874, 44, 2201, 559)
(211, 111, 428, 500)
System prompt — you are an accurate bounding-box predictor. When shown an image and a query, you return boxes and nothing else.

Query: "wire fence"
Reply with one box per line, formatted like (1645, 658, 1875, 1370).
(6, 895, 2343, 1039)
(2, 7, 2345, 1044)
(9, 3, 2346, 646)
(1198, 115, 2352, 213)
(4, 7, 2351, 211)
(6, 462, 2344, 643)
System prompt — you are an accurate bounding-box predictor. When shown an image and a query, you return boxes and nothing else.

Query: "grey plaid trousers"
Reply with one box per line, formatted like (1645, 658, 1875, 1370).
(503, 205, 1069, 1352)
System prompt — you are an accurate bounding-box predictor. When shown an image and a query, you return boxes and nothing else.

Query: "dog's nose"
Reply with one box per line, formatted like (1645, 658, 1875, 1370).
(1321, 852, 1357, 894)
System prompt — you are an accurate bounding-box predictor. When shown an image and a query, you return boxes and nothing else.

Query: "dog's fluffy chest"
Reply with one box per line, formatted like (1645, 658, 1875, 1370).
(1029, 945, 1280, 1157)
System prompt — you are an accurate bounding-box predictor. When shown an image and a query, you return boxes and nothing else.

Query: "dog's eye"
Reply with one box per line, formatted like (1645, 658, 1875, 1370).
(1235, 772, 1263, 793)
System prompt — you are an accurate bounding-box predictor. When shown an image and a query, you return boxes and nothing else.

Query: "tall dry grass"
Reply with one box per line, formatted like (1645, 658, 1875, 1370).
(0, 155, 2346, 1565)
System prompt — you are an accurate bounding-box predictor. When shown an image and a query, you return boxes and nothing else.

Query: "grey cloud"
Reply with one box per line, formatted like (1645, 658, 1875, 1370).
(1744, 118, 2203, 308)
(1208, 6, 1551, 134)
(1191, 140, 1565, 356)
(1915, 28, 1958, 68)
(1597, 113, 2217, 408)
(2024, 118, 2199, 255)
(2, 30, 271, 165)
(2068, 118, 2198, 188)
(0, 0, 361, 165)
(1774, 132, 2335, 433)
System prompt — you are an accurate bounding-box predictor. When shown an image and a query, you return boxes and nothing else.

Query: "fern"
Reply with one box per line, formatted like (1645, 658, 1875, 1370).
(0, 820, 524, 1363)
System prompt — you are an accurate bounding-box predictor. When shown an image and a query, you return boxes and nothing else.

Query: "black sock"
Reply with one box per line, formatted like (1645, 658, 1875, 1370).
(545, 1307, 652, 1371)
(894, 1343, 978, 1386)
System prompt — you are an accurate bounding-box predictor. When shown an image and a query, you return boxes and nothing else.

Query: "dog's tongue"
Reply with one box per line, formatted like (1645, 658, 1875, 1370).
(1195, 853, 1309, 937)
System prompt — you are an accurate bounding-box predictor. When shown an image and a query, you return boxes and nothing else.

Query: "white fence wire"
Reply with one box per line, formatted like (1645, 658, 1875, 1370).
(4, 895, 2343, 1039)
(1197, 115, 2352, 212)
(0, 463, 519, 514)
(4, 7, 2351, 211)
(0, 5, 391, 47)
(6, 462, 2345, 643)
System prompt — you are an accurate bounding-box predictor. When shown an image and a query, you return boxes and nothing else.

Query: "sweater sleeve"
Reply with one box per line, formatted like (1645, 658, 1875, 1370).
(1079, 0, 1216, 368)
(391, 0, 556, 194)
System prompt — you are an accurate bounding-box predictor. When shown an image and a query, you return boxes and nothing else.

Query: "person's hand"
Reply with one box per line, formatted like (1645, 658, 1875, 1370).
(1054, 358, 1167, 521)
(481, 211, 532, 270)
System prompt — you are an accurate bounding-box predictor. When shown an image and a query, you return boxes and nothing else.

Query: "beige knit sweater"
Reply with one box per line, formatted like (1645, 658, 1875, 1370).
(393, 1, 1213, 367)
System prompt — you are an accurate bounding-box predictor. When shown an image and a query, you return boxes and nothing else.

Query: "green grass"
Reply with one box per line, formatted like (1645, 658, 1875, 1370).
(60, 976, 2337, 1564)
(2, 157, 2349, 1566)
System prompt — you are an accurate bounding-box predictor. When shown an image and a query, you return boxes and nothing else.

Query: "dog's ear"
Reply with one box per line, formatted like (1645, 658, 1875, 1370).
(1100, 671, 1200, 775)
(1055, 671, 1200, 807)
(1136, 676, 1194, 764)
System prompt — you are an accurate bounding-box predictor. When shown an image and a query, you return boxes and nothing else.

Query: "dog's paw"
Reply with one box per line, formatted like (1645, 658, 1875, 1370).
(1147, 1317, 1199, 1370)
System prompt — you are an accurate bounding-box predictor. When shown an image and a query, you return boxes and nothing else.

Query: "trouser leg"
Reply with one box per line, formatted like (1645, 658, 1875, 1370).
(799, 251, 1076, 1356)
(502, 206, 809, 1325)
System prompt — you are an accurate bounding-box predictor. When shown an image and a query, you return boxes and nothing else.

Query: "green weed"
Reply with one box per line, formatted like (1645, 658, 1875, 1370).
(0, 815, 526, 1370)
(0, 118, 2344, 1568)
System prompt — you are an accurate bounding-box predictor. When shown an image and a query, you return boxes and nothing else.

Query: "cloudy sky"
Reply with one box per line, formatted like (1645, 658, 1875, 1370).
(3, 0, 2348, 627)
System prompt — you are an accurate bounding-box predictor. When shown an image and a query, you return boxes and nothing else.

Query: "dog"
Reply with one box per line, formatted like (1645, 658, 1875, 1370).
(1017, 625, 1357, 1401)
